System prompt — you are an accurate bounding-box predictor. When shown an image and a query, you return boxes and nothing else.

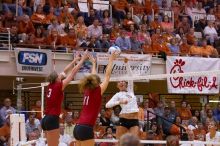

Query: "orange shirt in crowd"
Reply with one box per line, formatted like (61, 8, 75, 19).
(61, 35, 77, 47)
(46, 34, 62, 46)
(31, 106, 42, 120)
(189, 45, 202, 56)
(180, 43, 191, 54)
(74, 24, 87, 38)
(143, 44, 153, 54)
(113, 0, 128, 11)
(45, 13, 57, 24)
(170, 124, 180, 135)
(130, 3, 145, 15)
(59, 12, 74, 24)
(186, 33, 195, 45)
(94, 125, 105, 139)
(0, 124, 10, 139)
(178, 108, 192, 120)
(18, 21, 35, 34)
(31, 13, 46, 24)
(201, 45, 218, 56)
(193, 129, 206, 140)
(150, 21, 161, 30)
(138, 107, 144, 121)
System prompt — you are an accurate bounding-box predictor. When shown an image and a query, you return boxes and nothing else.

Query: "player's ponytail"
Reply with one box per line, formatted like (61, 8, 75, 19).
(79, 74, 101, 93)
(47, 71, 58, 84)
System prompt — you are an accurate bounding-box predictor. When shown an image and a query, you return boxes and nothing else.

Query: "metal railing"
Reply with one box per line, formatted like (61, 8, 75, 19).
(0, 28, 11, 50)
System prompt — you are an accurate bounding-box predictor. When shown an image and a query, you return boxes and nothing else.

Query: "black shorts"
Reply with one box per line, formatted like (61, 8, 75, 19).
(119, 118, 139, 129)
(73, 124, 94, 141)
(41, 115, 59, 131)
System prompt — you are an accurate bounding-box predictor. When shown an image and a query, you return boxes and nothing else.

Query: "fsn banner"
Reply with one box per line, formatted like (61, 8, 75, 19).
(166, 56, 220, 94)
(14, 48, 52, 75)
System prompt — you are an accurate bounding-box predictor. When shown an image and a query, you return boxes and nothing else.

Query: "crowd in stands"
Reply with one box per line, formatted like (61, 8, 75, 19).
(1, 94, 220, 146)
(0, 0, 220, 56)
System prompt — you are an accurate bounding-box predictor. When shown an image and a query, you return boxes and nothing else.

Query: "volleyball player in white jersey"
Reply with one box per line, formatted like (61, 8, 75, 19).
(106, 59, 139, 138)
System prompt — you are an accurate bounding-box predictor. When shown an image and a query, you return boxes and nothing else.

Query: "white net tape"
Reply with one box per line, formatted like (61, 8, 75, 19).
(17, 139, 220, 146)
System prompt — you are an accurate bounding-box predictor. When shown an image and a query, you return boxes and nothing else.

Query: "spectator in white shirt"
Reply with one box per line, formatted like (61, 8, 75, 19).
(206, 121, 220, 146)
(59, 123, 72, 145)
(26, 113, 41, 135)
(64, 114, 74, 137)
(188, 116, 198, 131)
(204, 21, 218, 45)
(181, 130, 205, 146)
(0, 98, 16, 123)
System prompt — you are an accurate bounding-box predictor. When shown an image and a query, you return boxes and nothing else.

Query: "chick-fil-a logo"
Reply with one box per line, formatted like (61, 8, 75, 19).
(169, 59, 218, 92)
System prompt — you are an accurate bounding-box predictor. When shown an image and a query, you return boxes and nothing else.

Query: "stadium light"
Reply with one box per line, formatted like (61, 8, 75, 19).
(209, 100, 220, 103)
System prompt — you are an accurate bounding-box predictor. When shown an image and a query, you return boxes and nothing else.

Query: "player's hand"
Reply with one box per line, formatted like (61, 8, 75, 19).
(81, 50, 89, 60)
(119, 99, 128, 104)
(88, 53, 96, 64)
(74, 53, 81, 61)
(110, 51, 119, 60)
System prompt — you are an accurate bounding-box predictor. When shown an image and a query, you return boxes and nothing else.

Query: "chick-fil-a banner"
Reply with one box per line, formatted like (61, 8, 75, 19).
(166, 56, 220, 94)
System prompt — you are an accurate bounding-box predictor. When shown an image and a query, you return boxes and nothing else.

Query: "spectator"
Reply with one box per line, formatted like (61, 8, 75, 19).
(205, 109, 218, 124)
(30, 26, 45, 45)
(170, 100, 178, 117)
(27, 131, 46, 146)
(85, 9, 100, 26)
(200, 38, 218, 57)
(123, 12, 135, 31)
(58, 5, 74, 24)
(188, 116, 198, 130)
(130, 32, 141, 51)
(72, 110, 79, 124)
(186, 28, 196, 45)
(112, 0, 128, 23)
(154, 101, 165, 125)
(110, 105, 121, 126)
(118, 133, 140, 146)
(102, 126, 115, 138)
(115, 29, 131, 51)
(25, 113, 41, 135)
(59, 123, 72, 146)
(100, 133, 115, 146)
(204, 21, 219, 46)
(48, 17, 63, 35)
(143, 99, 155, 130)
(31, 100, 42, 120)
(168, 37, 180, 55)
(138, 24, 151, 44)
(166, 135, 179, 146)
(161, 106, 176, 136)
(0, 98, 16, 123)
(74, 16, 88, 39)
(101, 34, 111, 49)
(45, 7, 56, 24)
(61, 28, 77, 52)
(94, 117, 105, 139)
(17, 15, 35, 37)
(161, 15, 174, 32)
(46, 28, 62, 46)
(110, 22, 121, 41)
(31, 5, 46, 25)
(142, 38, 153, 54)
(150, 13, 162, 31)
(206, 121, 220, 146)
(213, 103, 220, 122)
(200, 103, 211, 124)
(180, 36, 190, 54)
(64, 113, 74, 137)
(177, 16, 191, 34)
(100, 109, 111, 126)
(193, 122, 206, 141)
(177, 101, 192, 121)
(102, 10, 112, 34)
(0, 111, 11, 145)
(170, 116, 182, 135)
(193, 110, 201, 122)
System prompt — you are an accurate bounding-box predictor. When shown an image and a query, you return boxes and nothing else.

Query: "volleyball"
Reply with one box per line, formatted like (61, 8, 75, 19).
(108, 46, 121, 54)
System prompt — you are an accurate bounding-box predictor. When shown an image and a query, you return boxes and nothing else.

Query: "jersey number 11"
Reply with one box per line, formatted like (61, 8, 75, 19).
(83, 96, 89, 106)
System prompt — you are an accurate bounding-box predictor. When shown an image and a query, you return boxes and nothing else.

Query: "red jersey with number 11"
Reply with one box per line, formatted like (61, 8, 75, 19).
(44, 81, 64, 116)
(77, 86, 102, 126)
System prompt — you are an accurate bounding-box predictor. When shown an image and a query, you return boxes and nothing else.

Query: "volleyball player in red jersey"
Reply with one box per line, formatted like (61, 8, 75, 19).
(41, 51, 88, 146)
(73, 52, 118, 146)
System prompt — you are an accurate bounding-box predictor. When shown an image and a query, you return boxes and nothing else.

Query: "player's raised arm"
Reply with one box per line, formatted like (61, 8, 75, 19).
(62, 51, 89, 90)
(100, 52, 118, 95)
(58, 54, 81, 80)
(88, 54, 97, 74)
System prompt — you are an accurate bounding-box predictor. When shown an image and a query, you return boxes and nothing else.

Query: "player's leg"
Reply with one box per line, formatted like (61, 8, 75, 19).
(129, 126, 139, 136)
(116, 126, 128, 139)
(46, 129, 60, 146)
(79, 139, 95, 146)
(74, 125, 94, 146)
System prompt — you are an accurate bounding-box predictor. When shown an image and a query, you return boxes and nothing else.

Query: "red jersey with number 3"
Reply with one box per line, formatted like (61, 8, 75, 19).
(44, 81, 64, 116)
(77, 86, 102, 126)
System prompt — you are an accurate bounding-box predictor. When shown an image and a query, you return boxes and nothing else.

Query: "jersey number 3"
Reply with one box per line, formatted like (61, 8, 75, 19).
(83, 96, 89, 106)
(47, 88, 52, 98)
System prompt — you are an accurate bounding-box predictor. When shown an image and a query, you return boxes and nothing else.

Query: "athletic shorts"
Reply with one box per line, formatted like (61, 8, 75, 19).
(119, 118, 139, 129)
(41, 115, 59, 131)
(73, 124, 94, 141)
